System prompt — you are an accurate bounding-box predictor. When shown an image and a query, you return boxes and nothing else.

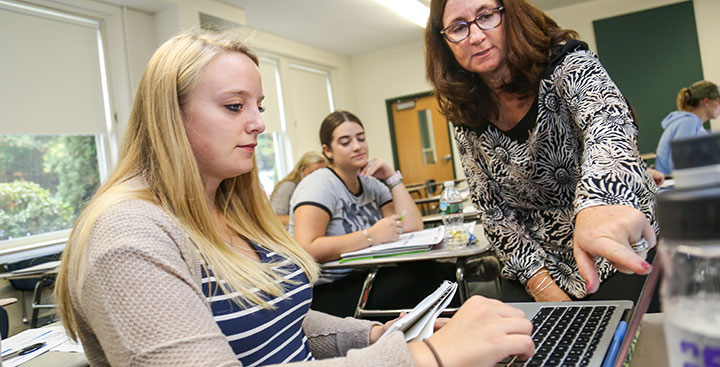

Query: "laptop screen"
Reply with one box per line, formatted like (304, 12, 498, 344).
(613, 251, 663, 367)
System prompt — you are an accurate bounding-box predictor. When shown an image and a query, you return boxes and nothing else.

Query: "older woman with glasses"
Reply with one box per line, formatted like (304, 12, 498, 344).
(425, 0, 658, 304)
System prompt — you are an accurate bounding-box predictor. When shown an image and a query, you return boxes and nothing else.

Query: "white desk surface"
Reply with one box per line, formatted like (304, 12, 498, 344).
(632, 312, 668, 367)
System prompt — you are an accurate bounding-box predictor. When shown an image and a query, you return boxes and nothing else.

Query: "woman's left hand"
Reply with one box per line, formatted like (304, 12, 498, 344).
(369, 312, 407, 344)
(573, 205, 655, 295)
(360, 158, 394, 180)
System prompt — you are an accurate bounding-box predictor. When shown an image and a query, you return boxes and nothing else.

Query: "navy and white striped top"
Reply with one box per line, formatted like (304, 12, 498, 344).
(202, 242, 315, 366)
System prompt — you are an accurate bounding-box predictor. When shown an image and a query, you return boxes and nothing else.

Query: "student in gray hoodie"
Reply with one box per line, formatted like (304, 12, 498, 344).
(655, 80, 720, 175)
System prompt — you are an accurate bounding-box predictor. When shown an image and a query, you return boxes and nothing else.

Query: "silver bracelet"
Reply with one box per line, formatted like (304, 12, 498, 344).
(531, 280, 553, 297)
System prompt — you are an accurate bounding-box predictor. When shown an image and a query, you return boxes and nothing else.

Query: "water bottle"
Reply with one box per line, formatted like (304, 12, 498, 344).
(439, 181, 467, 250)
(657, 132, 720, 367)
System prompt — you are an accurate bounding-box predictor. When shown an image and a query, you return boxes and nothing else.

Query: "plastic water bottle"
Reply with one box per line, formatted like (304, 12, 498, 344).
(657, 132, 720, 367)
(439, 181, 467, 250)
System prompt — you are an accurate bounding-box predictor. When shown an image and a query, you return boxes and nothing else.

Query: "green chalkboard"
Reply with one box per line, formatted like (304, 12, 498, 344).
(593, 1, 703, 155)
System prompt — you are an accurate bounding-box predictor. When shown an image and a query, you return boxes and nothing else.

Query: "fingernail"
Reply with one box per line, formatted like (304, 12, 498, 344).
(585, 280, 591, 292)
(641, 262, 652, 271)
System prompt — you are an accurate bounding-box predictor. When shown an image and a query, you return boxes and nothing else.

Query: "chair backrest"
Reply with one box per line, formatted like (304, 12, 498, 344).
(0, 306, 8, 339)
(425, 179, 438, 196)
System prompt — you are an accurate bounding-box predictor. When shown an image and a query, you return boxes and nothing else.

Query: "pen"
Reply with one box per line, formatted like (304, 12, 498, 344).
(602, 318, 628, 367)
(2, 342, 46, 360)
(399, 210, 406, 221)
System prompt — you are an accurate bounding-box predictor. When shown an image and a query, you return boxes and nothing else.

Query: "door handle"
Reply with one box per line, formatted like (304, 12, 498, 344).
(442, 154, 452, 161)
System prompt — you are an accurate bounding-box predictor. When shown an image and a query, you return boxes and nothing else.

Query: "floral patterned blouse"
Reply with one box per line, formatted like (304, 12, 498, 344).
(453, 41, 657, 298)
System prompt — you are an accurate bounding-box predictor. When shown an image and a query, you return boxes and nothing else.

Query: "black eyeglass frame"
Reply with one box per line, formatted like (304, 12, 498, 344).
(440, 6, 505, 43)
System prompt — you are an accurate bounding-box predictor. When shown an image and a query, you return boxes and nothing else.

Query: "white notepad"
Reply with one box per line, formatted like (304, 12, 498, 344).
(378, 280, 458, 343)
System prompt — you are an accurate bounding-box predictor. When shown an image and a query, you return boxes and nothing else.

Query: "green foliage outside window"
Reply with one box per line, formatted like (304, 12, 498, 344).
(0, 135, 100, 241)
(0, 181, 74, 239)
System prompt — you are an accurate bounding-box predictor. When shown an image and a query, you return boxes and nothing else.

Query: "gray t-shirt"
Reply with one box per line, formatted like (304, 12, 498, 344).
(270, 180, 297, 216)
(290, 168, 392, 283)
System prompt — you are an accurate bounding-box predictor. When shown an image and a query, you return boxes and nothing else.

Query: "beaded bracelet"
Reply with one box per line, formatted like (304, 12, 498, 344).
(385, 170, 403, 189)
(422, 339, 444, 367)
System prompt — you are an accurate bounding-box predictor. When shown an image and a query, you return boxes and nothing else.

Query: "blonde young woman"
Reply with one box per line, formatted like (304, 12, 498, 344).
(270, 151, 327, 226)
(655, 80, 720, 175)
(55, 30, 534, 367)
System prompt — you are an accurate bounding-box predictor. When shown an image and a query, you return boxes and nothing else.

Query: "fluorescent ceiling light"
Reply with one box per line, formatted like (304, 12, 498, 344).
(374, 0, 429, 28)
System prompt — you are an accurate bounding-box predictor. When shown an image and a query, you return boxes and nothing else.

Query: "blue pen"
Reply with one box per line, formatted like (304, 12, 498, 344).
(602, 320, 628, 367)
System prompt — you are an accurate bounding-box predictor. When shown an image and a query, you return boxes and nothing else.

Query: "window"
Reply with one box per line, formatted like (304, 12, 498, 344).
(0, 135, 101, 241)
(0, 1, 112, 247)
(418, 109, 438, 164)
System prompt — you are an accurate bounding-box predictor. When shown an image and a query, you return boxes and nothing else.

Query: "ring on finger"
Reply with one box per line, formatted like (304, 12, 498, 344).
(630, 238, 650, 253)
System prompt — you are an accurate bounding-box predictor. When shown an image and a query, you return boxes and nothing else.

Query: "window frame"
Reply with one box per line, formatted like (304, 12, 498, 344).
(0, 0, 123, 252)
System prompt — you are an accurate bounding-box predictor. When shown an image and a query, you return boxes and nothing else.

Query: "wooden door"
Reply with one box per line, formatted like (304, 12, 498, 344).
(390, 94, 455, 189)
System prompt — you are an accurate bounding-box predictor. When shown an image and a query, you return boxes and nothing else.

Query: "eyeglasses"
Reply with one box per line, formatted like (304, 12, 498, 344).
(440, 6, 505, 43)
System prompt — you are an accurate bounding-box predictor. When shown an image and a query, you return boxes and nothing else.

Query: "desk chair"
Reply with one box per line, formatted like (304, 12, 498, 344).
(5, 254, 61, 328)
(0, 298, 17, 339)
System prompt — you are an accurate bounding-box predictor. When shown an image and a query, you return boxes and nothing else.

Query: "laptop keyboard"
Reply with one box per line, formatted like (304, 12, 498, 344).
(501, 305, 616, 367)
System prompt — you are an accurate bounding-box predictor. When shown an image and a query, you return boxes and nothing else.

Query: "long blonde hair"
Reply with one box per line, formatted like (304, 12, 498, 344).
(56, 29, 319, 340)
(270, 151, 327, 197)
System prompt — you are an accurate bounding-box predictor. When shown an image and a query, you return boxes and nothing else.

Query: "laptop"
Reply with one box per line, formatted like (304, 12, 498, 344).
(499, 253, 662, 367)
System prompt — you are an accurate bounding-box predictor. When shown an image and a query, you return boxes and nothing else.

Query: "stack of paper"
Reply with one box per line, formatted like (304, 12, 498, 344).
(1, 325, 82, 367)
(378, 281, 458, 342)
(340, 226, 444, 261)
(339, 222, 477, 262)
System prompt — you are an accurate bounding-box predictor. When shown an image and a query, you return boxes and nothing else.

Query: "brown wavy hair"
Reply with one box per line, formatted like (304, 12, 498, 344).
(425, 0, 578, 127)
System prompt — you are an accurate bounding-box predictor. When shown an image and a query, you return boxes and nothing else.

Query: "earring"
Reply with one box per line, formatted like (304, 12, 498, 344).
(327, 154, 333, 159)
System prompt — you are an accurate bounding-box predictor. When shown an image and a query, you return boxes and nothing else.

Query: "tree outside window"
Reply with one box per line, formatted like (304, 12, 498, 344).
(0, 135, 100, 241)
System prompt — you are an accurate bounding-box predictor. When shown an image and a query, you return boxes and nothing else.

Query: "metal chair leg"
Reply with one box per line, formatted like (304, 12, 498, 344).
(31, 277, 55, 328)
(354, 268, 379, 318)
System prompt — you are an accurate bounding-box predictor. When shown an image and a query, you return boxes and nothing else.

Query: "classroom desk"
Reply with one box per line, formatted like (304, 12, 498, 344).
(414, 195, 440, 216)
(0, 261, 60, 328)
(321, 223, 498, 318)
(13, 314, 667, 366)
(631, 313, 668, 367)
(422, 207, 480, 227)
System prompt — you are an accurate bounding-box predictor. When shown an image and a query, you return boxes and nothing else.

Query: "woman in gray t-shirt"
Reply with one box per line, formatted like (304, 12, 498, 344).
(291, 111, 455, 317)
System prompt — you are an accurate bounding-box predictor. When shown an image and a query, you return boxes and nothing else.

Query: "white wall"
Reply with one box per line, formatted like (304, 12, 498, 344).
(350, 39, 429, 170)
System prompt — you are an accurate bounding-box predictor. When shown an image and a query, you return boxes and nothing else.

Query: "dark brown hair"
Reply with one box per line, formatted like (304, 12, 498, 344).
(319, 110, 364, 161)
(425, 0, 577, 127)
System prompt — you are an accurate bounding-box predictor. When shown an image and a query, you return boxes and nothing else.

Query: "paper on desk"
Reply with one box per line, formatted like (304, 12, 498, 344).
(340, 222, 476, 260)
(340, 227, 443, 259)
(2, 326, 73, 367)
